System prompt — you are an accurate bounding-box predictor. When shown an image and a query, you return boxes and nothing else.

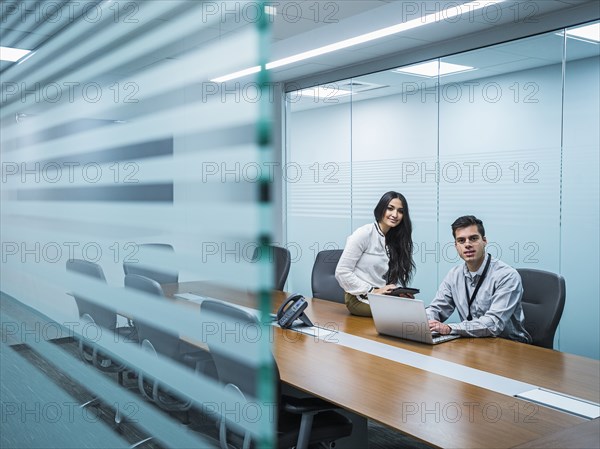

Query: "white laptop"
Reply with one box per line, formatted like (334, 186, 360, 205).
(368, 293, 460, 345)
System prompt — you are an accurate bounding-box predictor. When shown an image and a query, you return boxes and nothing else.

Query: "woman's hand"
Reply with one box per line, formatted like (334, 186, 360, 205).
(374, 285, 414, 298)
(373, 284, 397, 295)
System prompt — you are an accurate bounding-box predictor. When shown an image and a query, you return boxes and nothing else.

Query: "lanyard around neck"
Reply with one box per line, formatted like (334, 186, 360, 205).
(464, 254, 491, 321)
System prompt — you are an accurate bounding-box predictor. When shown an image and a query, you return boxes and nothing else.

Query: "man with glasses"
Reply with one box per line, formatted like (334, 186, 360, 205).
(426, 215, 531, 343)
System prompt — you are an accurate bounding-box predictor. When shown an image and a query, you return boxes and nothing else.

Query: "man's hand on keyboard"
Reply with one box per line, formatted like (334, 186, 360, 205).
(429, 320, 452, 335)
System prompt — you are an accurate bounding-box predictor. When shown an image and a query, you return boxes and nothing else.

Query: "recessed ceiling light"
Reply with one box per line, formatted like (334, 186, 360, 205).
(566, 23, 600, 43)
(0, 46, 31, 62)
(392, 61, 474, 77)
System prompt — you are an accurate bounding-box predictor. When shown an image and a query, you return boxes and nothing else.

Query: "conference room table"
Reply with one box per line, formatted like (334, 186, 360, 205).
(162, 282, 600, 449)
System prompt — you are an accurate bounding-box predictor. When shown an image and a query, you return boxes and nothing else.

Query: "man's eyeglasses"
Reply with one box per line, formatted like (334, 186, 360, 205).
(455, 235, 481, 245)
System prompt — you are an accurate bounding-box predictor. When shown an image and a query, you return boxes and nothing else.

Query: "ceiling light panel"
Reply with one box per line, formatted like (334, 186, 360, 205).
(566, 23, 600, 43)
(392, 61, 474, 77)
(0, 46, 31, 62)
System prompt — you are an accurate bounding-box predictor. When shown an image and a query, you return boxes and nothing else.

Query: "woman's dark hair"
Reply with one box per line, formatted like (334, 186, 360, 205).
(373, 191, 415, 287)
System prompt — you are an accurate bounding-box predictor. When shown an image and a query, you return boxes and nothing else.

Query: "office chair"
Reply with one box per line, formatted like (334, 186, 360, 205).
(201, 299, 353, 449)
(517, 268, 566, 349)
(66, 259, 138, 424)
(124, 274, 216, 421)
(252, 245, 291, 291)
(123, 243, 178, 285)
(311, 250, 345, 303)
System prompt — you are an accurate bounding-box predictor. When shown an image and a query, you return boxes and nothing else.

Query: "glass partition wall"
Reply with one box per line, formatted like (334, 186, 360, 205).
(1, 2, 275, 447)
(285, 22, 600, 358)
(285, 84, 353, 294)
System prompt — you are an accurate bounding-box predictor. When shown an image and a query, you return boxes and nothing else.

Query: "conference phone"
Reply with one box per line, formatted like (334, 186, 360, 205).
(276, 293, 314, 329)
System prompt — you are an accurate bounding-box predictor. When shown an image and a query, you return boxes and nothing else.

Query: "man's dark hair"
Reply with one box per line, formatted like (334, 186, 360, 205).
(451, 215, 485, 239)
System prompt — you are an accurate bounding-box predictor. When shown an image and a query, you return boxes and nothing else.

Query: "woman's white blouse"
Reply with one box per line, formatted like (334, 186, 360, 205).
(335, 223, 389, 297)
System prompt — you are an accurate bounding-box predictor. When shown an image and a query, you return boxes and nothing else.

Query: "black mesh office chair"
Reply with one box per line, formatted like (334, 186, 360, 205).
(311, 250, 345, 303)
(66, 259, 136, 380)
(123, 243, 178, 285)
(517, 268, 566, 349)
(252, 245, 291, 291)
(66, 259, 138, 424)
(124, 274, 215, 419)
(201, 300, 353, 449)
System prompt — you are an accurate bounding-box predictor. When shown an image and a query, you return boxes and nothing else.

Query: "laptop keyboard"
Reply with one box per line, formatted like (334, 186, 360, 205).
(432, 334, 459, 344)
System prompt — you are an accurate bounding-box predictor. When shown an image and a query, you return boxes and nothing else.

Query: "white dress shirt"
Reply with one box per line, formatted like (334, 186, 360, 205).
(335, 223, 389, 300)
(426, 254, 531, 342)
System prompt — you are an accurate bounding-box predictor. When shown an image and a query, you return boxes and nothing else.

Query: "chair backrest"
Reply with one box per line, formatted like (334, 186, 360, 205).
(311, 250, 345, 303)
(201, 300, 281, 400)
(66, 259, 116, 331)
(124, 273, 180, 359)
(517, 268, 566, 349)
(252, 245, 291, 291)
(202, 300, 281, 448)
(123, 243, 178, 285)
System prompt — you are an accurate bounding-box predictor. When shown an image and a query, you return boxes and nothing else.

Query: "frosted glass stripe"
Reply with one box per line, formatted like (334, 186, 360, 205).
(1, 1, 254, 117)
(9, 98, 258, 163)
(1, 1, 178, 87)
(0, 306, 269, 439)
(2, 29, 258, 140)
(4, 263, 268, 367)
(3, 144, 264, 188)
(0, 339, 129, 448)
(1, 228, 266, 289)
(1, 201, 263, 234)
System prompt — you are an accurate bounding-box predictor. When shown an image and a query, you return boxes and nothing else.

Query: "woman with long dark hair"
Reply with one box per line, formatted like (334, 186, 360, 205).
(335, 191, 415, 316)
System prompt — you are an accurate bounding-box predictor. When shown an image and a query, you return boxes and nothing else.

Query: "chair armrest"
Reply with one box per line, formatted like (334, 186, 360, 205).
(115, 325, 138, 343)
(282, 395, 341, 414)
(181, 350, 215, 374)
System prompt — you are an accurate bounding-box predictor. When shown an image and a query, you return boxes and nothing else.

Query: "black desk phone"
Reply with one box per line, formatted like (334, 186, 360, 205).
(276, 293, 314, 329)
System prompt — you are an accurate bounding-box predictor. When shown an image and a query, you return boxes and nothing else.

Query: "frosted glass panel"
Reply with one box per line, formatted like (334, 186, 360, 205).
(0, 2, 274, 446)
(286, 88, 352, 295)
(438, 33, 564, 280)
(560, 23, 600, 359)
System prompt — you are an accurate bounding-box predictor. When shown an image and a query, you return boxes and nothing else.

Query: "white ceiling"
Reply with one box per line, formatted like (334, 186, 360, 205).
(264, 0, 597, 81)
(288, 25, 600, 112)
(1, 0, 596, 80)
(0, 0, 597, 113)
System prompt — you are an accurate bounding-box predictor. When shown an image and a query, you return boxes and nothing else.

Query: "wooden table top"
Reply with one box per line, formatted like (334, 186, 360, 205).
(164, 282, 600, 449)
